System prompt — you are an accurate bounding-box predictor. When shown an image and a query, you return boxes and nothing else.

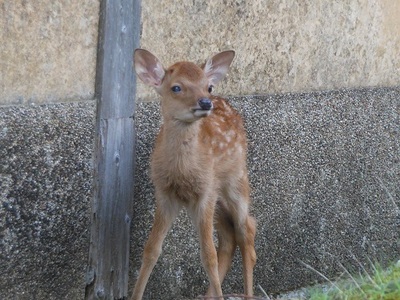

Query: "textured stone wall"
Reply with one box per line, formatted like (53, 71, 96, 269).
(2, 0, 400, 104)
(1, 0, 399, 299)
(0, 102, 95, 299)
(0, 1, 99, 298)
(138, 0, 400, 101)
(130, 87, 399, 299)
(0, 0, 99, 105)
(0, 91, 398, 299)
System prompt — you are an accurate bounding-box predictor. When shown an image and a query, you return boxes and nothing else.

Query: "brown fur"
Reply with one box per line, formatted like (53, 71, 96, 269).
(131, 49, 256, 300)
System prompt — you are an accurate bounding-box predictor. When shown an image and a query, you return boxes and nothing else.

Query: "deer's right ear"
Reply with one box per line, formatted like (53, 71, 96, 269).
(134, 49, 165, 87)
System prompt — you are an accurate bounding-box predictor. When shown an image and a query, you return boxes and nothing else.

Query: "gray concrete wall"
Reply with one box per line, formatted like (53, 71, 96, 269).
(0, 102, 95, 299)
(2, 88, 398, 300)
(0, 1, 99, 299)
(130, 88, 399, 299)
(0, 0, 399, 299)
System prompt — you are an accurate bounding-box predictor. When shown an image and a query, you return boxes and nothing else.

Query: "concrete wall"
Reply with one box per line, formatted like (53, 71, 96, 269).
(0, 1, 99, 299)
(131, 88, 399, 299)
(2, 0, 400, 104)
(138, 0, 400, 101)
(0, 0, 399, 299)
(0, 0, 99, 105)
(0, 102, 95, 299)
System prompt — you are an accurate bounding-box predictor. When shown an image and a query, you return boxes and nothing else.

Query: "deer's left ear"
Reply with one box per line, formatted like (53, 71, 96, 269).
(203, 50, 235, 86)
(134, 49, 165, 87)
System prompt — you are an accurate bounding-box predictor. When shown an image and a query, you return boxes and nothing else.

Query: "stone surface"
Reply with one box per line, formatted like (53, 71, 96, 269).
(2, 1, 399, 299)
(2, 1, 400, 105)
(0, 1, 99, 105)
(130, 87, 399, 299)
(0, 87, 398, 299)
(138, 0, 400, 101)
(0, 101, 95, 299)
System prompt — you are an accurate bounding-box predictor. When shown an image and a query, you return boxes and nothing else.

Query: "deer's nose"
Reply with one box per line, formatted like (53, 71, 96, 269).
(198, 98, 212, 110)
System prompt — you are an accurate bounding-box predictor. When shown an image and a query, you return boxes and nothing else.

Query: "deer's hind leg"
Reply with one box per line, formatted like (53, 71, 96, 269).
(224, 177, 257, 296)
(237, 215, 256, 296)
(206, 204, 237, 296)
(189, 194, 223, 298)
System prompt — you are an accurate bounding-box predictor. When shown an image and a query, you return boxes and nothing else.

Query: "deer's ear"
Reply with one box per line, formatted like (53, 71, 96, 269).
(134, 49, 165, 87)
(203, 50, 235, 86)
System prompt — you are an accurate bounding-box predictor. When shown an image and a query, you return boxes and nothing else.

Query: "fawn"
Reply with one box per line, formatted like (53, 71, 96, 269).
(131, 49, 256, 300)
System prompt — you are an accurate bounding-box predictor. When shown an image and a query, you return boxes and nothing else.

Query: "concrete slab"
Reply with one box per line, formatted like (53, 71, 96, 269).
(130, 87, 399, 299)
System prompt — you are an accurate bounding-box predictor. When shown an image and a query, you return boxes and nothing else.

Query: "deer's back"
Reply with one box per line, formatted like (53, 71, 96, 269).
(201, 96, 247, 161)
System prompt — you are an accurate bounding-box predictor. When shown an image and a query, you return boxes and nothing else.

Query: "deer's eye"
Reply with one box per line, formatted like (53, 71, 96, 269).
(171, 86, 181, 93)
(208, 85, 214, 93)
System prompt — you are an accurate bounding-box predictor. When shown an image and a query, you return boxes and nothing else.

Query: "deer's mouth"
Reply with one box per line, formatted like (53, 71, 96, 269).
(192, 107, 212, 112)
(192, 106, 212, 118)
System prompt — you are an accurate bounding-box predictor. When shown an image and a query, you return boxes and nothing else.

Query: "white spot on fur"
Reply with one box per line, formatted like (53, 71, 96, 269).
(236, 145, 243, 155)
(225, 130, 235, 143)
(215, 126, 223, 134)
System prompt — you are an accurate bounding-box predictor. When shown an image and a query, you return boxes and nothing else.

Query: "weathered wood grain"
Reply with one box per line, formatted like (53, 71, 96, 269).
(85, 0, 141, 299)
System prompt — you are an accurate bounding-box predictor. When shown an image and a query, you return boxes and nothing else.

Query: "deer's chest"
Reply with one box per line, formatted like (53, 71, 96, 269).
(151, 151, 210, 203)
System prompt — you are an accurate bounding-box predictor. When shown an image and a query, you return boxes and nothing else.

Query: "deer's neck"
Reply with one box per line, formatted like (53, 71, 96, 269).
(161, 119, 202, 154)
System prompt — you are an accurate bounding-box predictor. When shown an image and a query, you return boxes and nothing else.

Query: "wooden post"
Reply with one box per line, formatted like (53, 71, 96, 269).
(85, 0, 141, 299)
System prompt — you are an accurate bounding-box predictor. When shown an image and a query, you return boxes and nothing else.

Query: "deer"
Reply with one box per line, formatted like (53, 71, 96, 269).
(131, 49, 256, 300)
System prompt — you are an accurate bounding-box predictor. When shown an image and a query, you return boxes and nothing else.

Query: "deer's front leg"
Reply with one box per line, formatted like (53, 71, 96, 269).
(131, 193, 180, 300)
(190, 197, 223, 298)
